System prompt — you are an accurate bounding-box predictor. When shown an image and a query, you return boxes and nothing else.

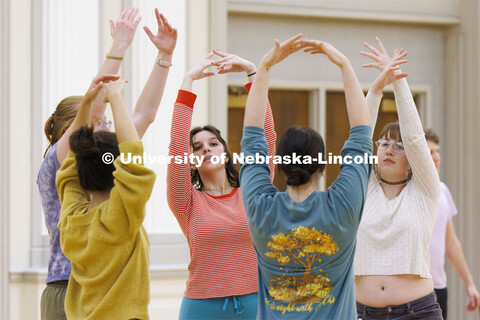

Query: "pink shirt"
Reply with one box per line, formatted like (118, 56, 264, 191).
(429, 182, 458, 289)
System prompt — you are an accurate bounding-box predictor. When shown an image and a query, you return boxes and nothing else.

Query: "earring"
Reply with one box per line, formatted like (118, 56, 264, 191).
(374, 164, 381, 181)
(406, 167, 412, 180)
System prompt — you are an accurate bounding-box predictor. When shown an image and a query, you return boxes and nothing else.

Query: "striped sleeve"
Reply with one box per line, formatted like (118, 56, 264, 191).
(166, 90, 196, 216)
(245, 82, 277, 181)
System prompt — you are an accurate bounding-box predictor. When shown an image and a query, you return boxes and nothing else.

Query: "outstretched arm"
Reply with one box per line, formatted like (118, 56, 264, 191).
(104, 80, 139, 143)
(131, 8, 178, 139)
(167, 55, 217, 215)
(213, 49, 277, 180)
(92, 7, 142, 125)
(56, 75, 120, 162)
(244, 34, 305, 128)
(55, 8, 140, 164)
(361, 37, 408, 134)
(241, 35, 305, 209)
(303, 39, 370, 128)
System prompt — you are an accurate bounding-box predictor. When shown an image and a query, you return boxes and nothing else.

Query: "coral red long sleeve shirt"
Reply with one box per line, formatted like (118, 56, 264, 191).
(167, 83, 276, 299)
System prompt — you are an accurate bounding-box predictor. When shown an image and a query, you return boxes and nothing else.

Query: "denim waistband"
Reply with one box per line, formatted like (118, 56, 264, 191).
(357, 291, 437, 317)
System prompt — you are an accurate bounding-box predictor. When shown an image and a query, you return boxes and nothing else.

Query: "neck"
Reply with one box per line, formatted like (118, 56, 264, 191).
(88, 190, 111, 210)
(286, 177, 319, 203)
(200, 170, 232, 196)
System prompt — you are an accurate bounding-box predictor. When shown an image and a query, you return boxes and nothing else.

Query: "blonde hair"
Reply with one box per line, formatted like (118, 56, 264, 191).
(43, 96, 83, 157)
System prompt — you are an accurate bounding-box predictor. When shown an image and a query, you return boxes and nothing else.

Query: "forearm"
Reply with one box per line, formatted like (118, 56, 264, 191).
(447, 238, 475, 287)
(110, 95, 139, 143)
(180, 74, 194, 92)
(341, 61, 371, 128)
(167, 98, 195, 215)
(89, 43, 129, 126)
(365, 90, 382, 137)
(70, 100, 93, 132)
(392, 78, 424, 139)
(131, 52, 172, 139)
(97, 41, 129, 76)
(244, 64, 270, 128)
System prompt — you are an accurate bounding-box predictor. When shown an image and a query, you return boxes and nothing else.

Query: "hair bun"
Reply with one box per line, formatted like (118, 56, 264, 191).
(286, 167, 311, 186)
(69, 126, 100, 157)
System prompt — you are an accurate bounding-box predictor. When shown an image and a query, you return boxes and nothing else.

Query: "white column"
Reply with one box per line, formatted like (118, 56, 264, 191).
(1, 0, 10, 317)
(444, 1, 480, 319)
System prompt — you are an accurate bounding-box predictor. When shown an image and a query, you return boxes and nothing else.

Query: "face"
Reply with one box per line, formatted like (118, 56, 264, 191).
(376, 134, 410, 180)
(94, 117, 112, 133)
(191, 130, 228, 172)
(427, 139, 441, 171)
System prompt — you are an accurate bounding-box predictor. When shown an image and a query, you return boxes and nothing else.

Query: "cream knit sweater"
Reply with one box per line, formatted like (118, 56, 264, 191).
(354, 78, 440, 278)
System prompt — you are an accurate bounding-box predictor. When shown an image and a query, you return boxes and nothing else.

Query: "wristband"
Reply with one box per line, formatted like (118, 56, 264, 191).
(106, 54, 123, 60)
(156, 56, 172, 68)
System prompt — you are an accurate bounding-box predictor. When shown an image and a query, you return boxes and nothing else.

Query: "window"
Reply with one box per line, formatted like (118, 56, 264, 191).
(32, 0, 189, 269)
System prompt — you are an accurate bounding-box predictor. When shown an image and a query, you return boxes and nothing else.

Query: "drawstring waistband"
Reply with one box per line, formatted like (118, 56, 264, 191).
(222, 296, 246, 315)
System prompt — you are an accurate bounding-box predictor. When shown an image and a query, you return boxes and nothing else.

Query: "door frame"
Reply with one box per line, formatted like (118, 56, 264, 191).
(228, 78, 431, 190)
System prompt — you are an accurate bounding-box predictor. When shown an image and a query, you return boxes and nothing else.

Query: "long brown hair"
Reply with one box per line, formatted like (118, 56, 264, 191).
(189, 125, 239, 190)
(43, 96, 83, 157)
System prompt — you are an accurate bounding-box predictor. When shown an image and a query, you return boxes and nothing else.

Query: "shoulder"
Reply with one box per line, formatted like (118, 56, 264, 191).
(38, 143, 60, 180)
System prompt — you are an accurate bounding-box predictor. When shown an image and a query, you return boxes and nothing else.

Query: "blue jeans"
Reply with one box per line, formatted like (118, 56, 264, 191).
(179, 293, 258, 320)
(356, 291, 443, 319)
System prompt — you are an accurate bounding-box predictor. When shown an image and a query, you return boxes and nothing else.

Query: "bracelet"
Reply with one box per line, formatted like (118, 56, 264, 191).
(156, 57, 172, 68)
(106, 54, 123, 60)
(247, 72, 256, 77)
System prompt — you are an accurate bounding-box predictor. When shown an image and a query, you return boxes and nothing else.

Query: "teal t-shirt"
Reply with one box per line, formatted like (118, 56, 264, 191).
(240, 125, 372, 320)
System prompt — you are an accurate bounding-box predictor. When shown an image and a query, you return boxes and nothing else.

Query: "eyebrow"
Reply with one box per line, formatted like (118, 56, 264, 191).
(193, 137, 218, 145)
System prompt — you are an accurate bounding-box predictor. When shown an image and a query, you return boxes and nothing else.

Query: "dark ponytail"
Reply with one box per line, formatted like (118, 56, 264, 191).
(70, 126, 119, 191)
(277, 127, 325, 186)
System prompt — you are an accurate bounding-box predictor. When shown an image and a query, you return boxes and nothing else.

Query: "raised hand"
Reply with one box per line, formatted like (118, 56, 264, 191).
(83, 74, 120, 105)
(361, 37, 407, 71)
(361, 37, 408, 94)
(260, 34, 305, 69)
(103, 79, 127, 103)
(109, 7, 142, 51)
(143, 8, 178, 55)
(186, 52, 217, 81)
(303, 39, 348, 67)
(213, 50, 256, 75)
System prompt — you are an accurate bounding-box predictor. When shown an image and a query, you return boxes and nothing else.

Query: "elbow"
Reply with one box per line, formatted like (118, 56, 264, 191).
(445, 238, 462, 260)
(133, 111, 156, 128)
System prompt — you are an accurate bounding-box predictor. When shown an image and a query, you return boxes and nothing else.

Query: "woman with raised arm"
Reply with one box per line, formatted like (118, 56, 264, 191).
(354, 37, 443, 319)
(240, 34, 375, 319)
(37, 8, 140, 319)
(57, 77, 156, 319)
(37, 8, 176, 319)
(167, 50, 276, 319)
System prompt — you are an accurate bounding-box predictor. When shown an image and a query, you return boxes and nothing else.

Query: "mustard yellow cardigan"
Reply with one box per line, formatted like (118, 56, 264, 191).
(57, 141, 156, 320)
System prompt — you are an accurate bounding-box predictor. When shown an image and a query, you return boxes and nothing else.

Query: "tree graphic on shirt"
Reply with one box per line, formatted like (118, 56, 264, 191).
(265, 226, 339, 303)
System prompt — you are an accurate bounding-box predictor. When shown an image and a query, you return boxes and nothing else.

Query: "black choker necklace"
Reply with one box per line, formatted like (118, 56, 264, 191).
(380, 177, 410, 185)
